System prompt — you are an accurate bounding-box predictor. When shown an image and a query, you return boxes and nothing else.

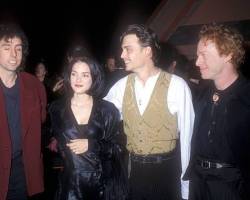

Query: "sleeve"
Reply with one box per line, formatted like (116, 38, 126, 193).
(37, 80, 47, 123)
(168, 75, 195, 199)
(48, 102, 63, 149)
(48, 101, 64, 138)
(100, 103, 128, 200)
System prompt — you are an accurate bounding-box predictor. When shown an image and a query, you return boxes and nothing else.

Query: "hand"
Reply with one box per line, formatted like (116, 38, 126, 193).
(52, 79, 64, 92)
(67, 139, 88, 154)
(47, 137, 58, 152)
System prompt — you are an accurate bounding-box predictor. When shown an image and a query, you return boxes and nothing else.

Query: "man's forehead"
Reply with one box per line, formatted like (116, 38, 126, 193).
(199, 38, 216, 46)
(198, 39, 215, 50)
(1, 36, 22, 44)
(122, 34, 139, 44)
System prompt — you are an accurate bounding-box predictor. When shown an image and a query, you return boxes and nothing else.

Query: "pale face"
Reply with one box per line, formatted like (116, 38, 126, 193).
(35, 63, 47, 82)
(0, 37, 23, 73)
(120, 34, 148, 72)
(70, 61, 92, 95)
(196, 39, 229, 80)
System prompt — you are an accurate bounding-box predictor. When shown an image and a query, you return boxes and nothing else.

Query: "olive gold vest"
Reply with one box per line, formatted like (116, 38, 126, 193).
(122, 71, 178, 155)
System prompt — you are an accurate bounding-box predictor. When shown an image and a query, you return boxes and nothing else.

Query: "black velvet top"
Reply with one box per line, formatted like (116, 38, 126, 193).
(195, 77, 242, 163)
(49, 98, 128, 200)
(185, 76, 250, 199)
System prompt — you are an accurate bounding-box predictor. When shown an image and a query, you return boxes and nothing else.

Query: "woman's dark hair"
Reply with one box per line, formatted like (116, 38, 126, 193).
(120, 24, 161, 65)
(64, 56, 105, 98)
(0, 23, 29, 66)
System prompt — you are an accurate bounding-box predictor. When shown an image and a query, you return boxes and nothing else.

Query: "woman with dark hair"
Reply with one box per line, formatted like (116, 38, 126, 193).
(49, 56, 127, 200)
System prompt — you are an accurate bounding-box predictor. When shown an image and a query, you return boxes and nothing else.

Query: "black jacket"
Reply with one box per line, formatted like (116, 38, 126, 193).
(184, 76, 250, 199)
(49, 98, 128, 200)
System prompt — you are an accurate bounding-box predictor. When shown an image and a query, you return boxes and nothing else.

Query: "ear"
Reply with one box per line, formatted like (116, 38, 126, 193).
(224, 53, 233, 63)
(144, 46, 152, 58)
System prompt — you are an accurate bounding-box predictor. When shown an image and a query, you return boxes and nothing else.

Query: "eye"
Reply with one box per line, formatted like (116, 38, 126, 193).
(127, 47, 132, 53)
(16, 47, 22, 52)
(83, 73, 90, 78)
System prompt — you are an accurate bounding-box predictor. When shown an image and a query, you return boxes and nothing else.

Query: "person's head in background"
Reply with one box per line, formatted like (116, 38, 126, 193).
(159, 42, 189, 79)
(0, 23, 29, 73)
(34, 60, 47, 82)
(66, 44, 91, 63)
(105, 55, 116, 72)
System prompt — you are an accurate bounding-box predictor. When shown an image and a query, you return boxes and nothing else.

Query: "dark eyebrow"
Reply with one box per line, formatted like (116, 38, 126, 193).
(71, 70, 90, 74)
(1, 44, 11, 47)
(15, 44, 23, 48)
(122, 45, 131, 49)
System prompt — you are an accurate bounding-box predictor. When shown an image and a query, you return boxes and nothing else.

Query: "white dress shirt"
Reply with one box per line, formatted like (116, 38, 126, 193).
(104, 72, 194, 199)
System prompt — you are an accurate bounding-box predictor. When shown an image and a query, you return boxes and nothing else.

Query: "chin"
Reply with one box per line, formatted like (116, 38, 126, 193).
(201, 74, 210, 80)
(125, 66, 133, 72)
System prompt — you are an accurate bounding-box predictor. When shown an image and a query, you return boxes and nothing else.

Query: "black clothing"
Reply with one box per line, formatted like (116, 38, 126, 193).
(195, 79, 239, 163)
(49, 98, 128, 200)
(185, 76, 250, 200)
(129, 152, 181, 200)
(104, 69, 129, 96)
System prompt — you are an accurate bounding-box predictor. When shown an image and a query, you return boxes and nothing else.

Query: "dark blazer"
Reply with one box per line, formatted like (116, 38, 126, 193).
(0, 72, 47, 199)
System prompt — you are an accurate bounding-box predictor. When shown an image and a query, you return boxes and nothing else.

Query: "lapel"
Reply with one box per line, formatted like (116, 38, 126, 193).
(0, 85, 11, 146)
(19, 73, 34, 139)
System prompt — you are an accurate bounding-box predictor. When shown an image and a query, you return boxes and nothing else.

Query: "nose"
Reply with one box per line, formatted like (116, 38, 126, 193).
(76, 76, 81, 81)
(121, 49, 126, 60)
(76, 74, 85, 82)
(195, 56, 202, 67)
(10, 48, 17, 58)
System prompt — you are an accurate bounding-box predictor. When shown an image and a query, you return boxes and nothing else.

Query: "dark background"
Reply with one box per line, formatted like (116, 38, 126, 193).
(0, 0, 161, 74)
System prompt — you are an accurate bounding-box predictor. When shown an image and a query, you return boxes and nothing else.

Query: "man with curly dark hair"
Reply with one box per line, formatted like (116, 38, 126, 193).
(0, 23, 46, 200)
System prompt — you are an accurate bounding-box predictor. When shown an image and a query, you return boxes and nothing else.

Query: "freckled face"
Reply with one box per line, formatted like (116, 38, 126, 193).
(196, 39, 228, 80)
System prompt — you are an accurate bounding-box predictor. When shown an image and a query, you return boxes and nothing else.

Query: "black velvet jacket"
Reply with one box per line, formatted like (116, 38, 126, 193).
(184, 76, 250, 199)
(49, 98, 128, 200)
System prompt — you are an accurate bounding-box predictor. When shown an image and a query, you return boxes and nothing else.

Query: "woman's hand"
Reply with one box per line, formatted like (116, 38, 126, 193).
(52, 78, 64, 92)
(67, 139, 88, 154)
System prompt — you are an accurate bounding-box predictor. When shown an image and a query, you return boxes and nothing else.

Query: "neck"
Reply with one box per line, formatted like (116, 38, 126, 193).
(214, 67, 239, 90)
(135, 63, 160, 85)
(71, 93, 92, 106)
(0, 69, 17, 88)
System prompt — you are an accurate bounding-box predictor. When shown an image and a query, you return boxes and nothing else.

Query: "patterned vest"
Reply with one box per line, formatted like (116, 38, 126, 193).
(122, 71, 178, 155)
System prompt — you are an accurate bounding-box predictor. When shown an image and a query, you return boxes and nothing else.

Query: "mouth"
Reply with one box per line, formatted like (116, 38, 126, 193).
(199, 66, 207, 72)
(74, 84, 83, 88)
(9, 60, 18, 65)
(123, 60, 130, 65)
